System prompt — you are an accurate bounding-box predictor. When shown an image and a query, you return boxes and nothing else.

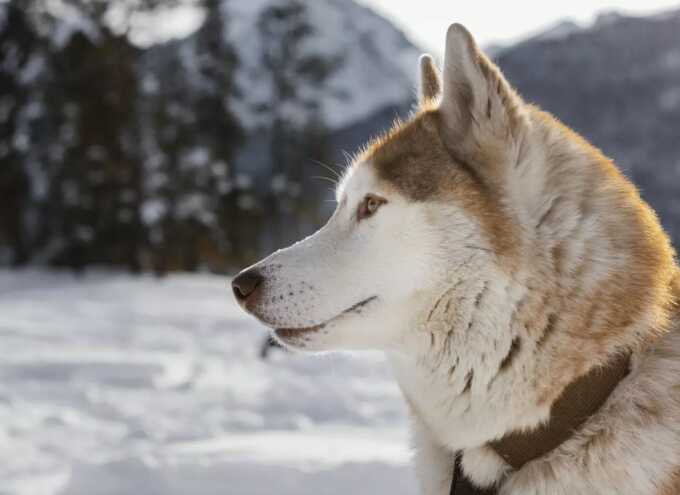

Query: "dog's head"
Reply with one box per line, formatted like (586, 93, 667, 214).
(233, 25, 521, 351)
(233, 24, 676, 361)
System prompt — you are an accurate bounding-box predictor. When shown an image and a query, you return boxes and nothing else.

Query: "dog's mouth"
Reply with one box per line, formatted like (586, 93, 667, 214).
(274, 296, 377, 340)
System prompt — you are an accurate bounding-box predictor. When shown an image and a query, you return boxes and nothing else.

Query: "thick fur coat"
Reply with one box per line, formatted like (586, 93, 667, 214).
(234, 24, 680, 494)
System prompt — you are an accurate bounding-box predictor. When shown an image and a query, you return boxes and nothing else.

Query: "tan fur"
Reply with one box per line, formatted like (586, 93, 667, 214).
(362, 23, 679, 495)
(660, 468, 680, 495)
(486, 105, 678, 410)
(356, 110, 520, 268)
(419, 54, 442, 105)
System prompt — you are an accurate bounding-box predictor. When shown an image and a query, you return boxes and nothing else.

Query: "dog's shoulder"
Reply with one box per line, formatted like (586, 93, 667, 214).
(502, 274, 680, 494)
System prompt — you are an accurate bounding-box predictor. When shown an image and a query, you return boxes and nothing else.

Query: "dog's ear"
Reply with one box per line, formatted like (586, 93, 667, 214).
(439, 24, 524, 158)
(418, 54, 441, 104)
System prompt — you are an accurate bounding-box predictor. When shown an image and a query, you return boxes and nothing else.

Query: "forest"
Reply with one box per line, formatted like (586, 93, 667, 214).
(0, 0, 347, 273)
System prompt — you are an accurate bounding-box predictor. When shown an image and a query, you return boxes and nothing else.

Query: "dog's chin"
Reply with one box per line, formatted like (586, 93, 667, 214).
(269, 296, 378, 352)
(272, 324, 330, 351)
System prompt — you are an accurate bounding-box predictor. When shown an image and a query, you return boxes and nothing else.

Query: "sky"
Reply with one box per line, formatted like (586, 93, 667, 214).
(125, 0, 680, 49)
(355, 0, 680, 52)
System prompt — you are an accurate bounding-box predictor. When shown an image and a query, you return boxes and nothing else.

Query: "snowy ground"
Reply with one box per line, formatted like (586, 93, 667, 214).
(0, 270, 416, 495)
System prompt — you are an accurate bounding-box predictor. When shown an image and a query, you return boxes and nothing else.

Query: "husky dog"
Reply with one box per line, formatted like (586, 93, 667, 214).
(233, 24, 680, 495)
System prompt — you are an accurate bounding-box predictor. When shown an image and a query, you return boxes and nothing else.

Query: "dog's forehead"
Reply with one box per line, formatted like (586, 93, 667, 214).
(343, 113, 453, 204)
(336, 161, 381, 203)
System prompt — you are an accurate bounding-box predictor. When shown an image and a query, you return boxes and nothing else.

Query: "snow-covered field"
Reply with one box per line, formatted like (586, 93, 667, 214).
(0, 270, 416, 495)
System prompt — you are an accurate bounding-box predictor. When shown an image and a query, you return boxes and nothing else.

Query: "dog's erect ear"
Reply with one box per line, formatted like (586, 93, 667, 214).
(439, 24, 523, 157)
(418, 54, 441, 104)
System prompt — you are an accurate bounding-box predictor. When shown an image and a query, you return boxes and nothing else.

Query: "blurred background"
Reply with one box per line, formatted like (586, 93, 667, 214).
(0, 0, 679, 494)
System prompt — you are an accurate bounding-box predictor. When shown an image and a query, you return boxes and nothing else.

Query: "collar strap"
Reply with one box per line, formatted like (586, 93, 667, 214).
(488, 352, 631, 470)
(450, 353, 631, 494)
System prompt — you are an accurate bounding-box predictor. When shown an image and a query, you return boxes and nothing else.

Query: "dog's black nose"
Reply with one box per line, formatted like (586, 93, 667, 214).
(232, 270, 264, 303)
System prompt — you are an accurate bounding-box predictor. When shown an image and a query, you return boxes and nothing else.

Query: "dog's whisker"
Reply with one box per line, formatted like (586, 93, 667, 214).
(311, 159, 343, 180)
(310, 175, 339, 186)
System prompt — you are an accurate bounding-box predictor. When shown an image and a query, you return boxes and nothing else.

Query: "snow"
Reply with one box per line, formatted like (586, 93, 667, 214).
(594, 11, 624, 28)
(532, 20, 582, 42)
(128, 4, 206, 48)
(175, 193, 214, 224)
(18, 54, 45, 85)
(141, 199, 167, 225)
(0, 270, 416, 495)
(226, 0, 420, 130)
(47, 3, 100, 49)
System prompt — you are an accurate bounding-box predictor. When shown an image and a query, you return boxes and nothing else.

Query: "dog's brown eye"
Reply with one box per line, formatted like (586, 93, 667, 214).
(357, 194, 386, 221)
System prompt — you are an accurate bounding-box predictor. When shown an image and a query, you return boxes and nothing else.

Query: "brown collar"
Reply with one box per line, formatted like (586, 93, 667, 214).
(450, 352, 631, 494)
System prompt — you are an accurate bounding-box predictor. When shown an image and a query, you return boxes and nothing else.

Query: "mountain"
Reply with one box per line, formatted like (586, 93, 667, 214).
(142, 0, 418, 159)
(226, 0, 418, 131)
(495, 9, 680, 245)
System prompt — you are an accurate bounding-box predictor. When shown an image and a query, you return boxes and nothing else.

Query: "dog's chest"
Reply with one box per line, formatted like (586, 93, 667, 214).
(392, 358, 455, 433)
(389, 354, 505, 450)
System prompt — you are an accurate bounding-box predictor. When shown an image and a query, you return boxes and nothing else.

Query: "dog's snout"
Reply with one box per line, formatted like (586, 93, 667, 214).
(232, 270, 264, 303)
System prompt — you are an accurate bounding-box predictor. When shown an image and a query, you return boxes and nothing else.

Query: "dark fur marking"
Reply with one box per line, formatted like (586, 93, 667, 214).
(536, 196, 561, 230)
(536, 313, 558, 348)
(448, 356, 459, 378)
(474, 282, 488, 308)
(426, 291, 447, 323)
(499, 337, 521, 372)
(462, 370, 474, 394)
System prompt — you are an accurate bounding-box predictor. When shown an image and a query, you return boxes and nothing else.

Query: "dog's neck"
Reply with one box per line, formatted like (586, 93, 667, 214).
(391, 272, 544, 449)
(393, 115, 677, 450)
(391, 257, 672, 452)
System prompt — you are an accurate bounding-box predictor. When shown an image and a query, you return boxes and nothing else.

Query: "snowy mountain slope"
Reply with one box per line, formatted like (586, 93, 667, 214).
(0, 270, 416, 495)
(143, 0, 420, 132)
(223, 0, 419, 130)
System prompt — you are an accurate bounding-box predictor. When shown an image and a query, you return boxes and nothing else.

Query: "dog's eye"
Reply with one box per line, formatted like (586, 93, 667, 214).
(357, 194, 387, 221)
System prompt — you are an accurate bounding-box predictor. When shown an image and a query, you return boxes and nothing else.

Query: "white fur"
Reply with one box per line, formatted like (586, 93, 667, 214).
(243, 164, 442, 352)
